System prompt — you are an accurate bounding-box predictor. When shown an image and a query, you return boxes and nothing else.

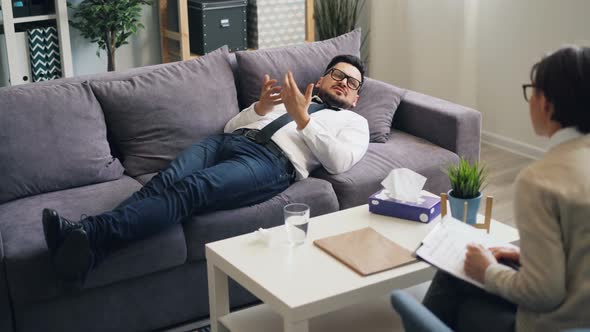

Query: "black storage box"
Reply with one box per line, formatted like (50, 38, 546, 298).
(29, 0, 54, 16)
(8, 0, 54, 18)
(11, 0, 30, 18)
(188, 0, 247, 55)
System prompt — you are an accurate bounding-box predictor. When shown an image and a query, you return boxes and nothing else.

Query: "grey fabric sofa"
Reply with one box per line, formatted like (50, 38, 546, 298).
(0, 35, 480, 332)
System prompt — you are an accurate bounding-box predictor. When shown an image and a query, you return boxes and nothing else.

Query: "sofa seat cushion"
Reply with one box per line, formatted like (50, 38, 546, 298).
(0, 82, 124, 203)
(311, 129, 460, 209)
(0, 176, 187, 305)
(133, 173, 157, 185)
(184, 177, 339, 262)
(90, 46, 240, 176)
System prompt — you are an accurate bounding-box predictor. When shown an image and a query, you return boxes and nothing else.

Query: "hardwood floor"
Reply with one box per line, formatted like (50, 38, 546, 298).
(478, 143, 535, 227)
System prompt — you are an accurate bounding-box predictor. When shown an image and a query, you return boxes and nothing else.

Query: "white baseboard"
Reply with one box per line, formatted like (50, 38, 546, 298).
(481, 131, 545, 160)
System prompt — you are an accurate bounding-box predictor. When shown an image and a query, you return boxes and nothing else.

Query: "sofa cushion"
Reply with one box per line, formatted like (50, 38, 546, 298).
(235, 29, 361, 109)
(0, 82, 124, 203)
(0, 176, 187, 305)
(311, 129, 460, 209)
(90, 46, 240, 176)
(354, 78, 406, 143)
(133, 172, 157, 185)
(184, 177, 339, 262)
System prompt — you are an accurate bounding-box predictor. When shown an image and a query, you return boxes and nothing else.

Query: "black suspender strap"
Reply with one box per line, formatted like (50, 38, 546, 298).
(254, 100, 339, 144)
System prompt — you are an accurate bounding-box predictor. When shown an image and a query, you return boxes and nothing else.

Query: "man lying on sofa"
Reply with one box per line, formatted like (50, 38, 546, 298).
(41, 54, 370, 285)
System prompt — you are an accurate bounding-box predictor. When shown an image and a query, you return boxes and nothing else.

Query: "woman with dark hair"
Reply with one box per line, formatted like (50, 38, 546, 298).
(422, 46, 590, 332)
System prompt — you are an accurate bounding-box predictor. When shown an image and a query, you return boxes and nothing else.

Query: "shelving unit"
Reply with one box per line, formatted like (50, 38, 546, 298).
(0, 0, 72, 86)
(159, 0, 190, 62)
(13, 13, 56, 23)
(158, 0, 315, 63)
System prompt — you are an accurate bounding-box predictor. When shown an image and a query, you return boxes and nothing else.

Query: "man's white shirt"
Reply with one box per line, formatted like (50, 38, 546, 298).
(224, 101, 370, 180)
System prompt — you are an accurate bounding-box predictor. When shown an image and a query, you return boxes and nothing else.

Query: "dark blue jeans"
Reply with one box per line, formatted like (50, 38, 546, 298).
(423, 271, 516, 332)
(81, 134, 294, 265)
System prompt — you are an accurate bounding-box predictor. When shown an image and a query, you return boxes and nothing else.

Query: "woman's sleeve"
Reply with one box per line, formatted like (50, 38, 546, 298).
(484, 171, 566, 312)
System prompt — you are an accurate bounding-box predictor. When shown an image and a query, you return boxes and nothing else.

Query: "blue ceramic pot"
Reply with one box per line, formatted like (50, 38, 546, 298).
(447, 190, 482, 225)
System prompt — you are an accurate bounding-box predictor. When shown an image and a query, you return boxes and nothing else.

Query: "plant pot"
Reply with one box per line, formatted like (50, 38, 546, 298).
(447, 190, 482, 225)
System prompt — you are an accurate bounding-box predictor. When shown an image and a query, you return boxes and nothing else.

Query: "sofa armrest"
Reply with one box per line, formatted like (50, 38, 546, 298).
(393, 90, 482, 163)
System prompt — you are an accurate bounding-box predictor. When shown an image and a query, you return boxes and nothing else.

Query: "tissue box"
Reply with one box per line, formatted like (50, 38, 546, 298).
(369, 189, 441, 223)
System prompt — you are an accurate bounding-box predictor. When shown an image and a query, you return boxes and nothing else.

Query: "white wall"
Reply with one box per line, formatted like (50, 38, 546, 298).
(477, 0, 590, 154)
(369, 0, 478, 109)
(68, 1, 161, 76)
(369, 0, 590, 156)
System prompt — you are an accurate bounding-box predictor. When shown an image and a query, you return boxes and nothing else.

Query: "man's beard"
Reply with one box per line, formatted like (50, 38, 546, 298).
(317, 88, 354, 110)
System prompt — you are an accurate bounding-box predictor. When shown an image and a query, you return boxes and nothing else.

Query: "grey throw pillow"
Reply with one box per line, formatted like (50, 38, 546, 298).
(354, 78, 407, 143)
(0, 82, 124, 203)
(235, 29, 361, 109)
(90, 46, 240, 176)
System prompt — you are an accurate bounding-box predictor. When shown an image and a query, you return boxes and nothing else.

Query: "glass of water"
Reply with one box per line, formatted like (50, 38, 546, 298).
(284, 203, 310, 246)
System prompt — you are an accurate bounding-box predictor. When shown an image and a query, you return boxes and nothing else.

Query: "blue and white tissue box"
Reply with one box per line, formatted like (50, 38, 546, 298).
(369, 189, 441, 223)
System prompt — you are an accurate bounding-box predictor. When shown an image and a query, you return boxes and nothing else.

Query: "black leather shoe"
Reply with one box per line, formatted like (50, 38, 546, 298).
(42, 208, 78, 254)
(42, 208, 93, 286)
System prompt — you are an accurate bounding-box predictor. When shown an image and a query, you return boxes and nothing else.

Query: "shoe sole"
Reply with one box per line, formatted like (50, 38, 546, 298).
(53, 229, 92, 285)
(42, 209, 59, 253)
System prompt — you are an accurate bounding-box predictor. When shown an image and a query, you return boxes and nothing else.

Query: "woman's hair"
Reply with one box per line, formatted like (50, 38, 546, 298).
(531, 46, 590, 134)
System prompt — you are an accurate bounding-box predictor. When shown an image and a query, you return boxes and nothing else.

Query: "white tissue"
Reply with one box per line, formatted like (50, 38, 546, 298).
(254, 228, 271, 245)
(380, 168, 426, 203)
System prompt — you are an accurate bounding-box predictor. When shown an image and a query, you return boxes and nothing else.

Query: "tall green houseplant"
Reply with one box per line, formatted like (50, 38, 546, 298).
(314, 0, 360, 40)
(314, 0, 369, 64)
(68, 0, 151, 71)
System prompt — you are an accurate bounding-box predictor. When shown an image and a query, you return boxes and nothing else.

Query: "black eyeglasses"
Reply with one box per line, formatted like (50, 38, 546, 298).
(324, 68, 362, 90)
(522, 84, 534, 102)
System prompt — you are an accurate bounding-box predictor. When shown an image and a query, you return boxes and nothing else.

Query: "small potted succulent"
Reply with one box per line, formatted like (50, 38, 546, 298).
(445, 158, 488, 224)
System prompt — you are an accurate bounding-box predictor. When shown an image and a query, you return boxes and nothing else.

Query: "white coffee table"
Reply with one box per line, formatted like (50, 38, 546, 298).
(206, 203, 519, 332)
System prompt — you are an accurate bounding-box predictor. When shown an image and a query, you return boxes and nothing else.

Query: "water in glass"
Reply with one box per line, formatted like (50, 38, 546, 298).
(284, 203, 310, 246)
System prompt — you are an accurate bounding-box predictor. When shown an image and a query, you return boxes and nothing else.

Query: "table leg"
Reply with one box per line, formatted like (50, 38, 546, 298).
(284, 319, 309, 332)
(207, 261, 229, 332)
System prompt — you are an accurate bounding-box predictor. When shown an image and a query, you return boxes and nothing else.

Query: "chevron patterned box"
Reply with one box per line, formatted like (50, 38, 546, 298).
(28, 27, 62, 82)
(247, 0, 306, 49)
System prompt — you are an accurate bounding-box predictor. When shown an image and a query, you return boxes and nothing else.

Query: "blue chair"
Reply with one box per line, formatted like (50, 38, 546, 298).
(391, 290, 590, 332)
(390, 290, 452, 332)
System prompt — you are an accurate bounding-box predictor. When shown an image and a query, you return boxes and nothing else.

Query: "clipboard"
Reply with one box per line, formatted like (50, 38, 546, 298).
(414, 216, 518, 289)
(314, 227, 417, 276)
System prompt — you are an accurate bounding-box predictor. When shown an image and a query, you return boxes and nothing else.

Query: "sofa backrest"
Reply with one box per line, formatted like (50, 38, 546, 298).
(0, 80, 125, 203)
(0, 47, 241, 201)
(0, 30, 410, 202)
(88, 46, 240, 176)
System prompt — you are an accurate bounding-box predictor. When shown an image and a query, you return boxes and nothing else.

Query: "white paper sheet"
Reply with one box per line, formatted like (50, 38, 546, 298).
(416, 216, 516, 289)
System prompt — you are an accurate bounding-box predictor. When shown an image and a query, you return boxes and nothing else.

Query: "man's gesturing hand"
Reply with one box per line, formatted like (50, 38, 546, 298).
(280, 71, 314, 130)
(254, 74, 282, 116)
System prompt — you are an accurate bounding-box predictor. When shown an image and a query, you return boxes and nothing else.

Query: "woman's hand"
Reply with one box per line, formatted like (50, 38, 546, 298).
(254, 74, 282, 116)
(464, 243, 497, 284)
(490, 246, 521, 264)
